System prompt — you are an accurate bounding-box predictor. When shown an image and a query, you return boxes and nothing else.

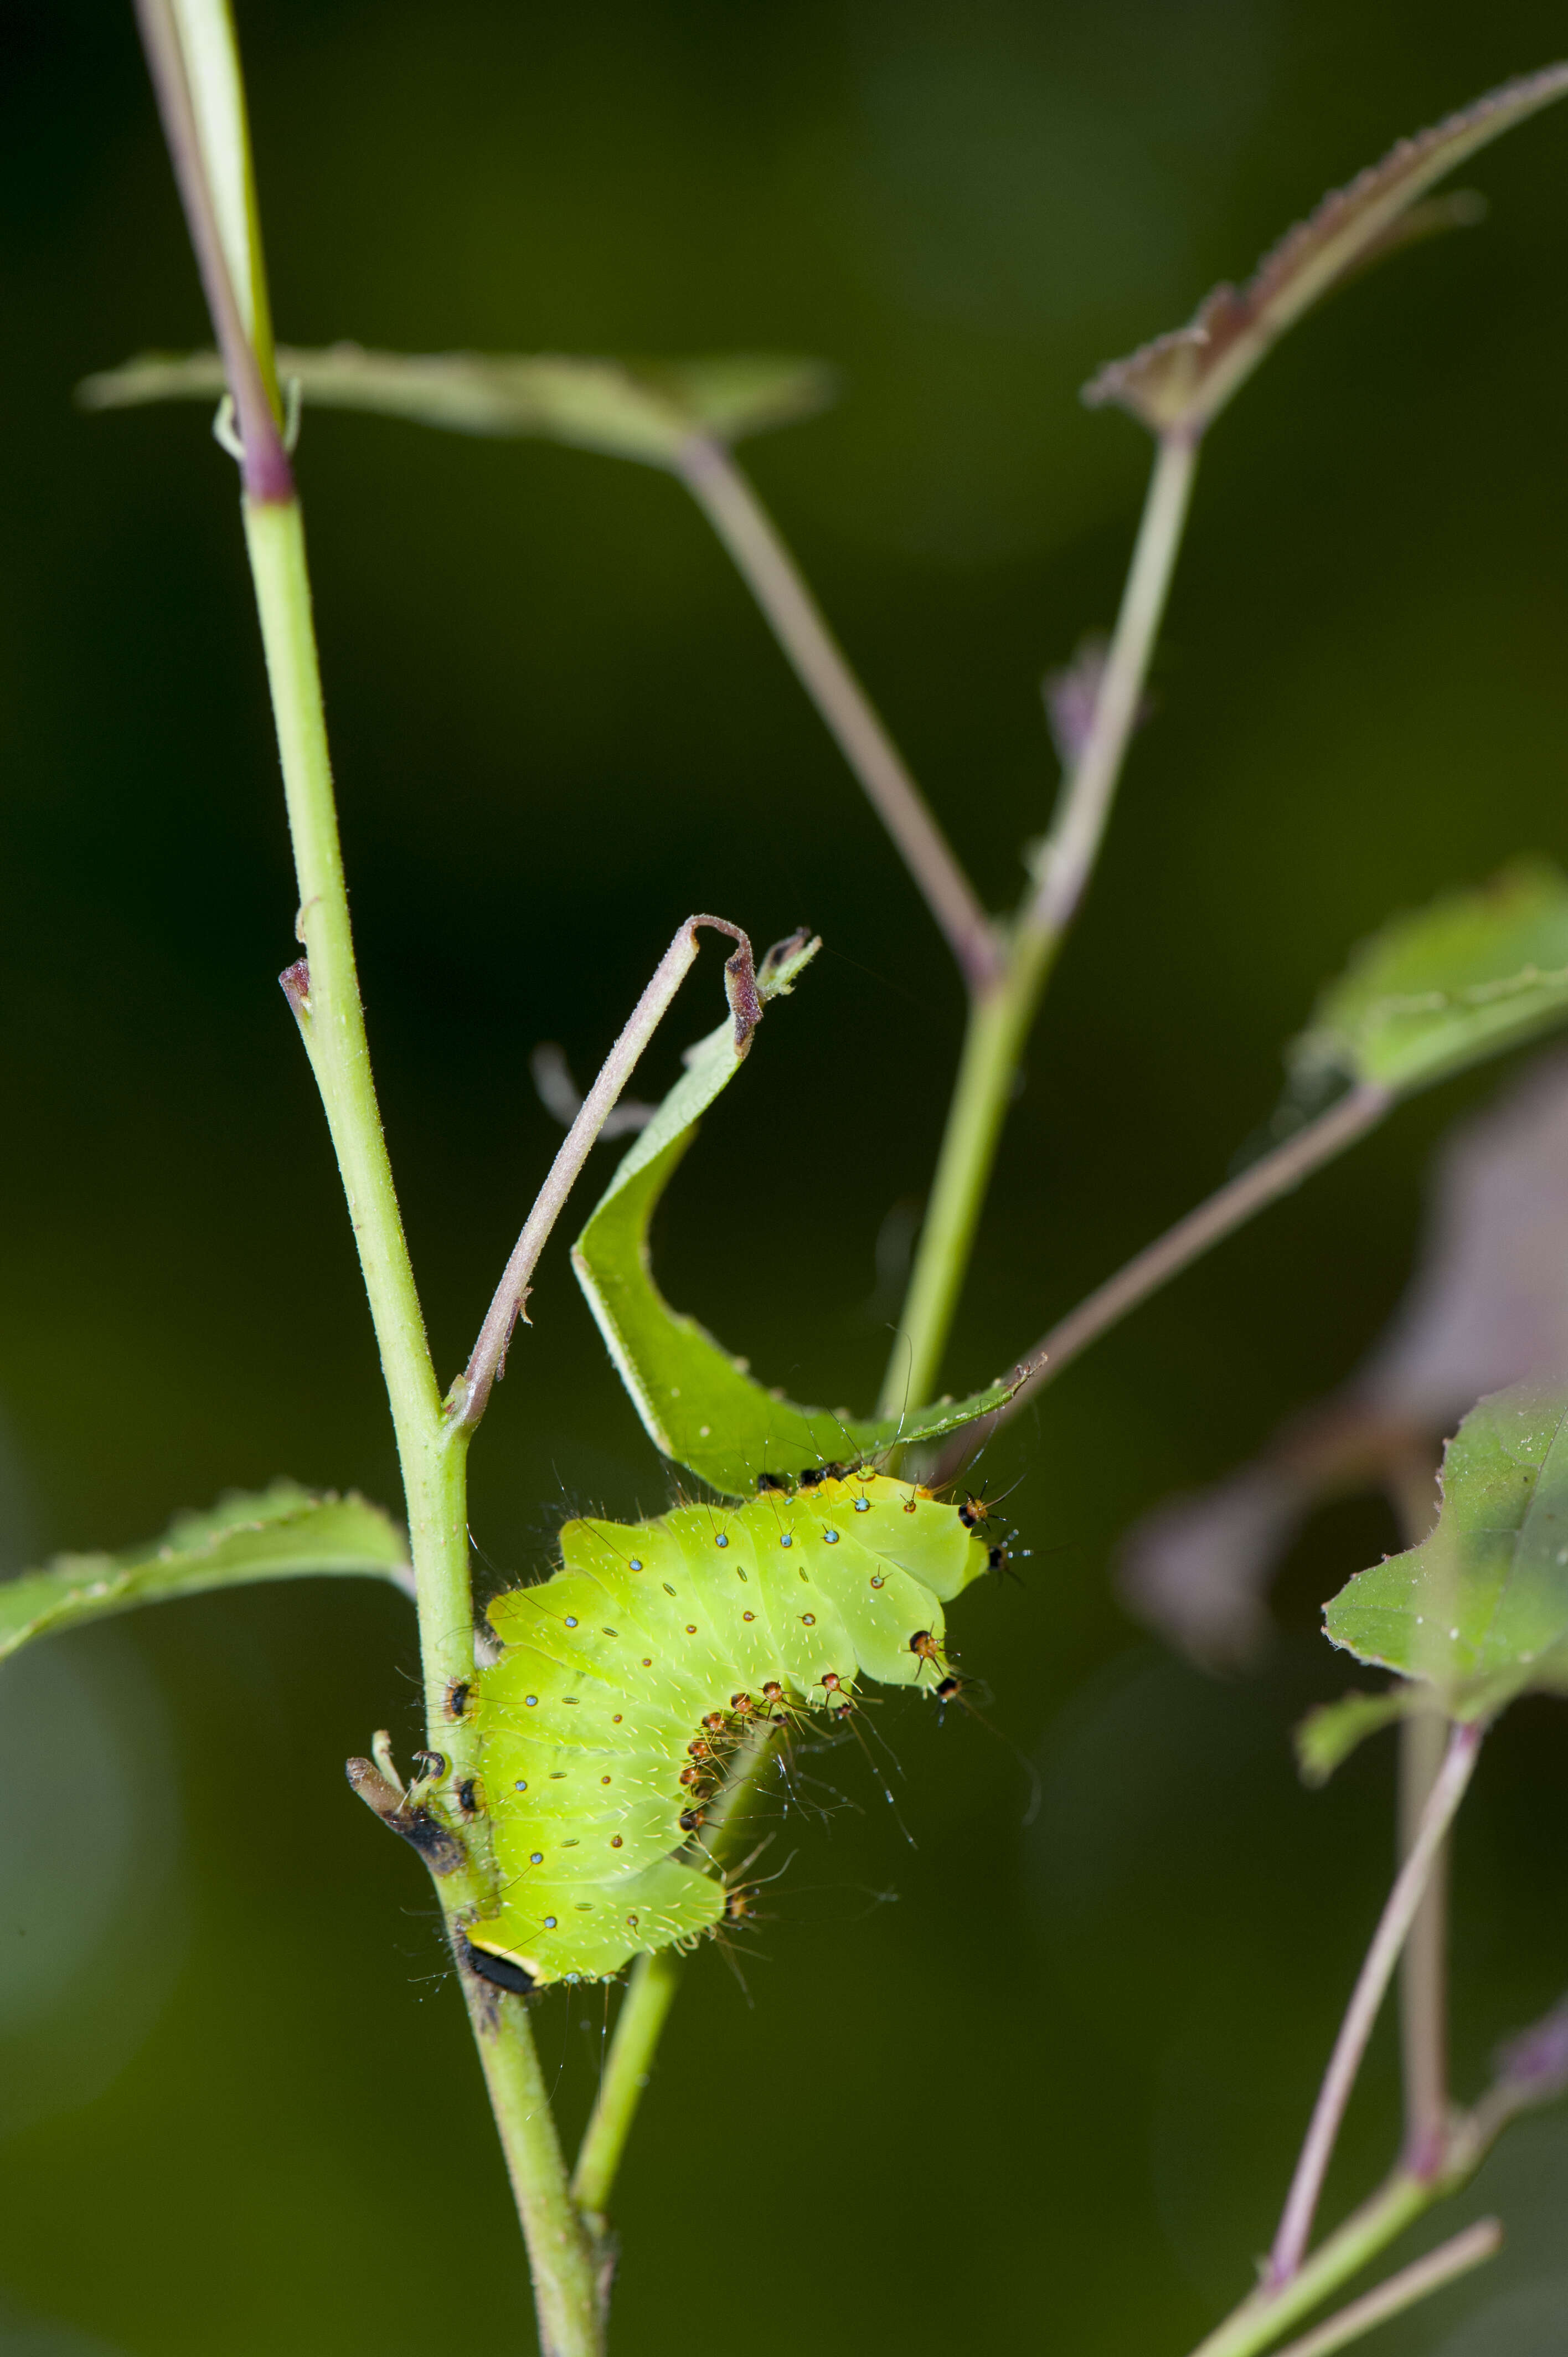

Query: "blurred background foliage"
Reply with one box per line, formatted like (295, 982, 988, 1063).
(2, 0, 1567, 2350)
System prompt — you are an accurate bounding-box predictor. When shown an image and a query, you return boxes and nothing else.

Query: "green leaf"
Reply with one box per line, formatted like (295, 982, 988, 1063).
(79, 344, 836, 469)
(1323, 1381, 1568, 1717)
(0, 1482, 411, 1661)
(1085, 63, 1568, 435)
(1287, 861, 1568, 1102)
(1294, 1687, 1426, 1785)
(571, 936, 1019, 1497)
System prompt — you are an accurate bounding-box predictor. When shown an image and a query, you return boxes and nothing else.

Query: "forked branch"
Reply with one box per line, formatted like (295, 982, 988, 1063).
(1267, 2220, 1501, 2357)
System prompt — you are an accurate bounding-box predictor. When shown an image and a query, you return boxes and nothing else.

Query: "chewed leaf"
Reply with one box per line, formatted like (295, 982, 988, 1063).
(571, 936, 1019, 1496)
(79, 344, 835, 469)
(1085, 64, 1568, 435)
(1287, 862, 1568, 1102)
(0, 1482, 411, 1661)
(1323, 1381, 1568, 1716)
(1294, 1687, 1426, 1785)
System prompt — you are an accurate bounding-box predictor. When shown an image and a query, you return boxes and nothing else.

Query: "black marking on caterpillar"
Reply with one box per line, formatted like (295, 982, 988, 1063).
(459, 1931, 535, 1995)
(462, 1473, 990, 1987)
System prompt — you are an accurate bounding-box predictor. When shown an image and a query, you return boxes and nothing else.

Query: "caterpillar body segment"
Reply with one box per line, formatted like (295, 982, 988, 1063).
(465, 1474, 990, 1985)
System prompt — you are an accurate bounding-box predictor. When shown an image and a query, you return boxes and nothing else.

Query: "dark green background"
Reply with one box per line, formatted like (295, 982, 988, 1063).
(2, 2, 1567, 2349)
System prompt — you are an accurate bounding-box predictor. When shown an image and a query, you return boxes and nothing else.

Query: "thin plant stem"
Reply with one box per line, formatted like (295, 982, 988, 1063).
(453, 914, 762, 1431)
(460, 1974, 608, 2357)
(571, 1718, 781, 2223)
(132, 0, 288, 498)
(929, 1080, 1392, 1480)
(1385, 1451, 1450, 2175)
(1397, 1708, 1453, 2173)
(1270, 1722, 1483, 2287)
(875, 942, 1053, 1418)
(1187, 2129, 1504, 2357)
(246, 495, 605, 2357)
(676, 435, 1001, 991)
(880, 431, 1199, 1413)
(1030, 1084, 1393, 1396)
(246, 503, 473, 1728)
(137, 16, 605, 2351)
(570, 1950, 683, 2230)
(1190, 2170, 1426, 2357)
(1267, 2220, 1501, 2357)
(1024, 428, 1198, 938)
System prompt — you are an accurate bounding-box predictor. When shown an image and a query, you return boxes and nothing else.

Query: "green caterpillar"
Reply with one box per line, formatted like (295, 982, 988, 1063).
(460, 1470, 992, 1988)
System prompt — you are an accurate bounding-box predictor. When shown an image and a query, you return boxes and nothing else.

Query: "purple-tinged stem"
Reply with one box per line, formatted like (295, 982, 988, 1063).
(132, 0, 292, 502)
(451, 915, 762, 1432)
(931, 1080, 1391, 1481)
(677, 435, 1001, 992)
(1269, 1721, 1483, 2288)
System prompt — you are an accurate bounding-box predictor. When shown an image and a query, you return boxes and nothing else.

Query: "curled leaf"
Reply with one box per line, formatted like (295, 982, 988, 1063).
(79, 344, 836, 469)
(1323, 1380, 1568, 1716)
(1287, 861, 1568, 1103)
(571, 935, 1019, 1496)
(1085, 64, 1568, 435)
(0, 1483, 411, 1661)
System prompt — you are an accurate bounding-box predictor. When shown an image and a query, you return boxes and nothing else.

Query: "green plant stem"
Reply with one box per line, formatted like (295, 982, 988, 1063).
(880, 431, 1198, 1415)
(1267, 2220, 1500, 2357)
(570, 1950, 683, 2231)
(244, 498, 474, 1733)
(876, 934, 1054, 1417)
(243, 495, 602, 2357)
(142, 0, 604, 2325)
(1192, 2170, 1430, 2357)
(462, 1975, 608, 2357)
(1024, 429, 1198, 940)
(1189, 2149, 1500, 2357)
(570, 1718, 781, 2224)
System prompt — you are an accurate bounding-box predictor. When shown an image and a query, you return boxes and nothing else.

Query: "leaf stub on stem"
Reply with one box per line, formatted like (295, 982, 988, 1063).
(345, 1758, 466, 1876)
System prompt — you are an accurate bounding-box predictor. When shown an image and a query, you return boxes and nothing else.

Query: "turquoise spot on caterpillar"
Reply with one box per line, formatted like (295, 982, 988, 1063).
(465, 1472, 990, 1987)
